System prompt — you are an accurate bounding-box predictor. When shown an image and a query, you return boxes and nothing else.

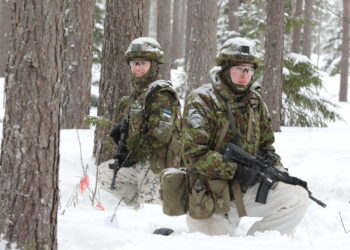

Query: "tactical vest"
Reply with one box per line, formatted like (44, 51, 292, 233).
(126, 80, 182, 173)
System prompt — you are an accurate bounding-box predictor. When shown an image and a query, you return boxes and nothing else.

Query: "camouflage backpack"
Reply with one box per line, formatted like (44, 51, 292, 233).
(143, 80, 182, 173)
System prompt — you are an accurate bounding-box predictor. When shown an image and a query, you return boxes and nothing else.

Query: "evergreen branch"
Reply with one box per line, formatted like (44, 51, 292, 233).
(84, 115, 115, 128)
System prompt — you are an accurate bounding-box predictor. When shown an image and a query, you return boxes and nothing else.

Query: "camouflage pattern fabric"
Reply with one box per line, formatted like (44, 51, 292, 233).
(119, 80, 181, 166)
(182, 72, 282, 181)
(98, 160, 161, 207)
(97, 79, 181, 206)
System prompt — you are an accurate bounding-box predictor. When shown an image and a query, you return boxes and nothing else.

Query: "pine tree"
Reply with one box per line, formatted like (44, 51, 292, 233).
(0, 0, 64, 248)
(282, 53, 342, 127)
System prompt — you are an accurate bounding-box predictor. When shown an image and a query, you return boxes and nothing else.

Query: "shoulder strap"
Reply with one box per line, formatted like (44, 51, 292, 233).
(226, 102, 247, 217)
(226, 102, 242, 147)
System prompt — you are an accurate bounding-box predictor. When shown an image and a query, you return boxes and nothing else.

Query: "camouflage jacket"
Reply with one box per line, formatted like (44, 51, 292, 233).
(116, 80, 181, 173)
(182, 73, 282, 180)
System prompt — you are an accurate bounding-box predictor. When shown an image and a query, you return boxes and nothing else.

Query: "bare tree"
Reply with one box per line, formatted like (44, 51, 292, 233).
(61, 0, 95, 129)
(302, 0, 313, 58)
(181, 0, 187, 60)
(148, 0, 158, 38)
(157, 0, 172, 80)
(340, 0, 349, 102)
(0, 0, 11, 77)
(186, 0, 218, 92)
(185, 0, 193, 71)
(143, 0, 151, 36)
(171, 0, 185, 66)
(0, 0, 64, 249)
(93, 0, 143, 165)
(228, 0, 240, 32)
(291, 0, 303, 53)
(262, 0, 284, 132)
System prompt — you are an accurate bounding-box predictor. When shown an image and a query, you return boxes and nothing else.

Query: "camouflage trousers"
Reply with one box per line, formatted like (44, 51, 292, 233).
(186, 182, 309, 236)
(98, 159, 161, 208)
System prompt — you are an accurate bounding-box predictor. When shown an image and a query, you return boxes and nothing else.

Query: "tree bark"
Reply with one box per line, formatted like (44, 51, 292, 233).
(61, 0, 95, 129)
(302, 0, 313, 58)
(228, 0, 239, 32)
(93, 0, 143, 165)
(339, 0, 349, 102)
(291, 0, 303, 53)
(262, 0, 284, 132)
(0, 0, 12, 77)
(157, 0, 172, 80)
(186, 0, 218, 92)
(0, 0, 64, 249)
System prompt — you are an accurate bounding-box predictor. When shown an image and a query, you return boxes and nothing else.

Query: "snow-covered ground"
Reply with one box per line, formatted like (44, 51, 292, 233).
(0, 69, 349, 249)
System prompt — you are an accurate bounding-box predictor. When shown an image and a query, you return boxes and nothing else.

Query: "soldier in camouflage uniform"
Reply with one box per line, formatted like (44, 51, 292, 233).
(182, 37, 309, 236)
(98, 37, 181, 208)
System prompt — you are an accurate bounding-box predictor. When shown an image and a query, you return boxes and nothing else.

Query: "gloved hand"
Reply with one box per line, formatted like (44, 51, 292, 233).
(109, 123, 121, 144)
(234, 165, 259, 187)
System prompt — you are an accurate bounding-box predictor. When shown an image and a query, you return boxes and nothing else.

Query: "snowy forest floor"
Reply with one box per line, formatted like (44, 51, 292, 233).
(0, 70, 350, 249)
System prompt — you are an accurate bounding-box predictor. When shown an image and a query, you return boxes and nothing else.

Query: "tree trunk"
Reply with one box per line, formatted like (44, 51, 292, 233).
(143, 0, 151, 36)
(180, 0, 187, 60)
(186, 0, 218, 92)
(262, 0, 284, 132)
(0, 1, 64, 249)
(61, 0, 95, 129)
(157, 0, 172, 80)
(228, 0, 239, 32)
(148, 0, 158, 38)
(171, 0, 184, 66)
(302, 0, 313, 58)
(185, 0, 193, 72)
(340, 0, 349, 102)
(0, 0, 12, 77)
(291, 0, 303, 53)
(93, 0, 143, 165)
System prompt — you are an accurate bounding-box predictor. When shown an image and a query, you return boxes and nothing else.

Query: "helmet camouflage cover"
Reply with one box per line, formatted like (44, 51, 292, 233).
(216, 37, 259, 68)
(125, 37, 164, 64)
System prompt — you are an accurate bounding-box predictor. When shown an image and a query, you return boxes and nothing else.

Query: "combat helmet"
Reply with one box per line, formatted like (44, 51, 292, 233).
(125, 37, 164, 64)
(216, 37, 259, 69)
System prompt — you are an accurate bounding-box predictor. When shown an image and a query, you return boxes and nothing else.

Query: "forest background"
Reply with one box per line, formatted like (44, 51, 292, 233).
(0, 0, 349, 249)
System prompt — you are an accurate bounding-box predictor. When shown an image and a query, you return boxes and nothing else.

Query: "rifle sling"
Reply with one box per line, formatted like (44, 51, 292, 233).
(225, 102, 247, 217)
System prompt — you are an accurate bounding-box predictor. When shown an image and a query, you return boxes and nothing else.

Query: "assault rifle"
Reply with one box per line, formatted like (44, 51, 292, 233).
(223, 143, 327, 208)
(109, 117, 130, 190)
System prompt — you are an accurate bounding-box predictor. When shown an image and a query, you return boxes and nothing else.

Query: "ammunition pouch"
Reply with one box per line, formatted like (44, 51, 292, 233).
(159, 170, 231, 219)
(188, 174, 231, 219)
(160, 168, 188, 216)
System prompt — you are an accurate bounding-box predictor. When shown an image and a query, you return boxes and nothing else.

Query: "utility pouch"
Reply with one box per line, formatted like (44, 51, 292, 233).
(160, 168, 188, 216)
(188, 179, 215, 219)
(208, 179, 230, 214)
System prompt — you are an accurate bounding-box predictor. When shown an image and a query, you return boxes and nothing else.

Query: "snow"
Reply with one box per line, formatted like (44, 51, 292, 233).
(287, 53, 313, 66)
(1, 67, 350, 250)
(126, 37, 163, 56)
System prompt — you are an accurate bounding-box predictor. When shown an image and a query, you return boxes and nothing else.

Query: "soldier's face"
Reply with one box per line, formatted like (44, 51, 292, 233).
(130, 58, 151, 78)
(230, 63, 254, 86)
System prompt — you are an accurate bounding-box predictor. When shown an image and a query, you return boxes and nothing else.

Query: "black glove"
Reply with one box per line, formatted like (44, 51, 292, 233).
(110, 123, 121, 144)
(234, 165, 259, 187)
